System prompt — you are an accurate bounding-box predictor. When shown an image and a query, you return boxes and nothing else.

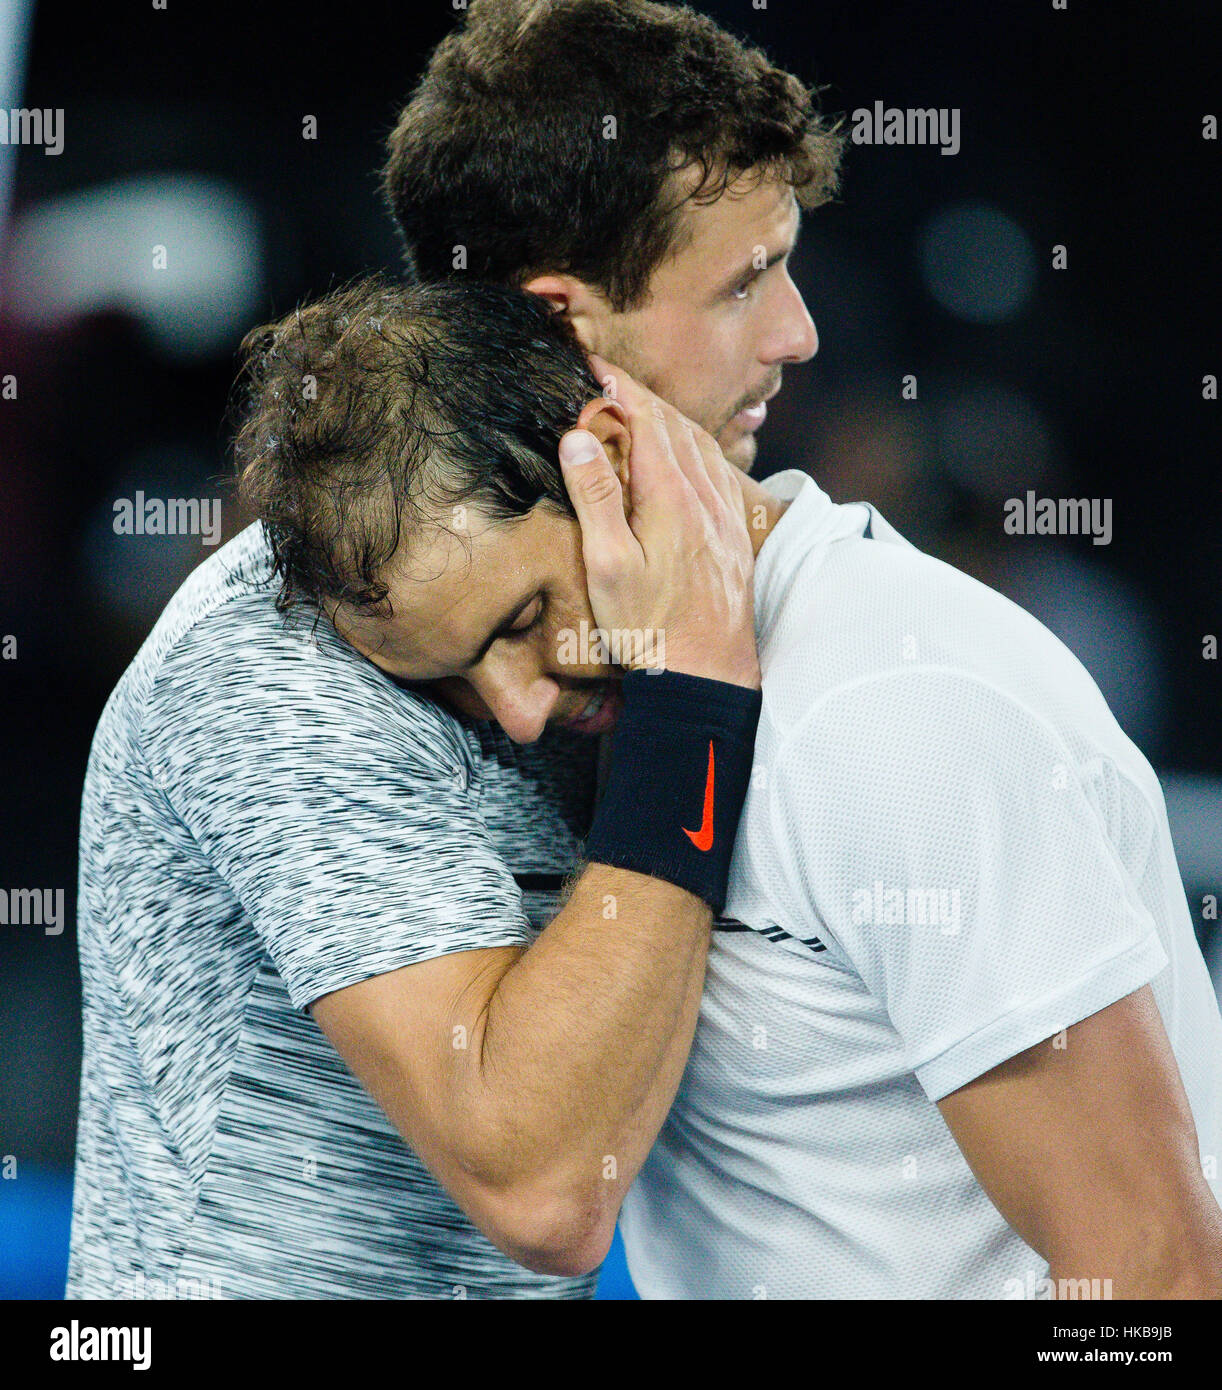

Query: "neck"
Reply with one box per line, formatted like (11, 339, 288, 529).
(738, 472, 790, 558)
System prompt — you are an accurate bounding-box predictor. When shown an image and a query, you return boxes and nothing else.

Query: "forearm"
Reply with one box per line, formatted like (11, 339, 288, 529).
(1048, 1257, 1222, 1300)
(451, 670, 758, 1230)
(1048, 1208, 1222, 1299)
(608, 895, 711, 1183)
(459, 861, 710, 1212)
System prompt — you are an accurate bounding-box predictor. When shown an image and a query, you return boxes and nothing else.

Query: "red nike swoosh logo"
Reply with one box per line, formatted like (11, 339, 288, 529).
(683, 741, 716, 852)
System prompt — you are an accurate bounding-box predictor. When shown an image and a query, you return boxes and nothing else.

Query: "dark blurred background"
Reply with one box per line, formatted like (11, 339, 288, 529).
(1, 0, 1218, 1299)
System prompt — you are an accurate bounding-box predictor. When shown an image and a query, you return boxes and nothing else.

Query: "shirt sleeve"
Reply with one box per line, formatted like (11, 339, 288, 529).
(766, 667, 1169, 1101)
(141, 602, 535, 1010)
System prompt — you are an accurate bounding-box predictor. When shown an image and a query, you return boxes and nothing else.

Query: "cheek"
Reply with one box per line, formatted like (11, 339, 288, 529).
(668, 319, 744, 419)
(545, 588, 594, 640)
(610, 311, 724, 417)
(424, 677, 489, 722)
(542, 593, 615, 677)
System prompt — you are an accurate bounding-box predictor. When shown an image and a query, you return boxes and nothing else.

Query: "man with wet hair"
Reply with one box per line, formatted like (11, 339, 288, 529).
(68, 272, 763, 1298)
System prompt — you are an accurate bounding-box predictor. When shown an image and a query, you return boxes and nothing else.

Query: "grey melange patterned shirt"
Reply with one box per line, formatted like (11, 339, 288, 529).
(67, 524, 601, 1299)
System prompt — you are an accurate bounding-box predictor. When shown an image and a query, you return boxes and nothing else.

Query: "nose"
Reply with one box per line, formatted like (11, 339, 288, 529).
(468, 662, 559, 745)
(765, 271, 818, 365)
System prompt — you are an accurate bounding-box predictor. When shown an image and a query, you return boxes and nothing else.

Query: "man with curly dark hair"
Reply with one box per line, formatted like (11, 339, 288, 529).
(383, 0, 844, 472)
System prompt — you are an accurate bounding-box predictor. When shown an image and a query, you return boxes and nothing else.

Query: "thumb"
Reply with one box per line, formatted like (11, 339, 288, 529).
(559, 429, 635, 557)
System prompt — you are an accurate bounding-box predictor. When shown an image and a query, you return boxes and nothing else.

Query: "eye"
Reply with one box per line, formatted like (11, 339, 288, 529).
(505, 595, 544, 638)
(730, 278, 755, 302)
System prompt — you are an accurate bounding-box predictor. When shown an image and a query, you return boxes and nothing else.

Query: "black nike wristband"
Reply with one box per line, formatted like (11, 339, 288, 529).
(582, 667, 762, 914)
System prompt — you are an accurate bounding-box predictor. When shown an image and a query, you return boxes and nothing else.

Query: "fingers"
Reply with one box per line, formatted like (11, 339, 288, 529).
(585, 355, 750, 563)
(695, 426, 744, 516)
(575, 357, 758, 687)
(673, 416, 729, 516)
(586, 353, 623, 399)
(590, 355, 712, 509)
(558, 428, 639, 573)
(591, 363, 680, 510)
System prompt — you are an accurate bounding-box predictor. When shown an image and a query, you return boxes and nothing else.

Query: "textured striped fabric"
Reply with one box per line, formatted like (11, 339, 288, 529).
(68, 523, 601, 1299)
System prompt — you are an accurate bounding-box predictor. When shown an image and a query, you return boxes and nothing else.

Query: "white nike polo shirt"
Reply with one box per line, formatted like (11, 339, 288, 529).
(619, 470, 1222, 1299)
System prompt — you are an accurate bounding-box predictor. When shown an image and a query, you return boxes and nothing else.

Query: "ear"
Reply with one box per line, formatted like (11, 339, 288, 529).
(572, 396, 632, 497)
(522, 273, 609, 355)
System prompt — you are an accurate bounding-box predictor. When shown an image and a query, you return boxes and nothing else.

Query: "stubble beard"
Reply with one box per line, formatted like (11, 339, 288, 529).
(593, 326, 756, 473)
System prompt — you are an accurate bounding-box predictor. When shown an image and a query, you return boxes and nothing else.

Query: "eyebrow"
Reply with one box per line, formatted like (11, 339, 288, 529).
(716, 209, 804, 298)
(462, 591, 540, 668)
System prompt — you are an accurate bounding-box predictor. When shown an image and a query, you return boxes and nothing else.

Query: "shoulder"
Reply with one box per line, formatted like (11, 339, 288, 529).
(762, 534, 1112, 748)
(121, 525, 466, 781)
(770, 663, 1073, 813)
